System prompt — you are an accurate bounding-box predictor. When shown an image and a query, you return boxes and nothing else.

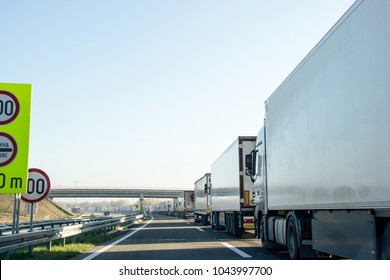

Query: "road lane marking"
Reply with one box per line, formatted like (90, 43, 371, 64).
(196, 227, 204, 232)
(83, 217, 154, 260)
(186, 222, 191, 225)
(221, 242, 252, 258)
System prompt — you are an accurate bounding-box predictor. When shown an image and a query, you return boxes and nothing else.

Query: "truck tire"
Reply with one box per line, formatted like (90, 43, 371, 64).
(232, 213, 243, 237)
(381, 222, 390, 259)
(202, 214, 208, 226)
(226, 214, 232, 234)
(258, 217, 265, 244)
(214, 212, 221, 230)
(287, 217, 300, 260)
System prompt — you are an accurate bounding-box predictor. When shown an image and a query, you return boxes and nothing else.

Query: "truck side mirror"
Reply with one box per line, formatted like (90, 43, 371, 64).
(245, 153, 253, 176)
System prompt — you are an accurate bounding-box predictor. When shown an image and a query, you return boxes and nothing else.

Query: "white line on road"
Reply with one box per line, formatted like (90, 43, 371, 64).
(186, 222, 191, 225)
(83, 217, 154, 260)
(221, 242, 252, 258)
(196, 227, 205, 232)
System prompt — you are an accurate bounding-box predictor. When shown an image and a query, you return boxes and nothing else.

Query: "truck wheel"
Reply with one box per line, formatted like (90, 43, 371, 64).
(287, 217, 300, 260)
(214, 212, 221, 230)
(232, 213, 243, 237)
(258, 217, 265, 244)
(228, 214, 234, 235)
(381, 222, 390, 259)
(226, 214, 231, 234)
(202, 215, 207, 226)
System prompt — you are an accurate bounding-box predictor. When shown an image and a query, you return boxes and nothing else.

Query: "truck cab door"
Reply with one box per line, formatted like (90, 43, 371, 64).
(244, 128, 265, 209)
(253, 127, 265, 209)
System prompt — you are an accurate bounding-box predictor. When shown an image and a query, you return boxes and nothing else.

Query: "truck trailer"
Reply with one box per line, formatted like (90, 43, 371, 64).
(194, 173, 211, 225)
(211, 136, 256, 236)
(173, 191, 195, 218)
(156, 199, 173, 215)
(245, 0, 390, 259)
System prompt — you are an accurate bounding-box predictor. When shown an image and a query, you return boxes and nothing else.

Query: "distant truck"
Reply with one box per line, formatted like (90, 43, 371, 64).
(211, 137, 256, 236)
(156, 199, 172, 215)
(194, 173, 211, 225)
(173, 191, 195, 218)
(245, 0, 390, 259)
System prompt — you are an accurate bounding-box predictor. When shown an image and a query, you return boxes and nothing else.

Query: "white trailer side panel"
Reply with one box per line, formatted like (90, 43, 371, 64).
(184, 191, 194, 211)
(194, 173, 210, 214)
(174, 197, 184, 212)
(211, 137, 256, 212)
(265, 0, 390, 210)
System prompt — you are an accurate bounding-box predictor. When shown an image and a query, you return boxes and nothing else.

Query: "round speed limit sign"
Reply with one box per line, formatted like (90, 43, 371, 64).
(21, 168, 51, 203)
(0, 90, 20, 125)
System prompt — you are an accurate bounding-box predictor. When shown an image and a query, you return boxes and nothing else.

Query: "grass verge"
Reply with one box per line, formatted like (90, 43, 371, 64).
(7, 233, 116, 260)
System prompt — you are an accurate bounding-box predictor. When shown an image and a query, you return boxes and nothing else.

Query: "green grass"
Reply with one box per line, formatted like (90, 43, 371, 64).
(8, 233, 116, 260)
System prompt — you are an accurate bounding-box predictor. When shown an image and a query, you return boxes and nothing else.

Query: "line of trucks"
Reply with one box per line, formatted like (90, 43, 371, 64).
(158, 0, 390, 259)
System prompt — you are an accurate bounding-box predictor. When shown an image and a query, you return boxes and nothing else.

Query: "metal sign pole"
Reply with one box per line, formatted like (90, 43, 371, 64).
(28, 202, 34, 256)
(29, 203, 34, 232)
(16, 195, 20, 234)
(12, 194, 16, 234)
(12, 194, 21, 234)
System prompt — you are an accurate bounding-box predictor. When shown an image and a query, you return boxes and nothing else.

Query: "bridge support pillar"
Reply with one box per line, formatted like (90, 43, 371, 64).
(139, 193, 144, 212)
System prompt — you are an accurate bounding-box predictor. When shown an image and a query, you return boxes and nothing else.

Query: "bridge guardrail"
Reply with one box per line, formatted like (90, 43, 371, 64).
(0, 213, 146, 259)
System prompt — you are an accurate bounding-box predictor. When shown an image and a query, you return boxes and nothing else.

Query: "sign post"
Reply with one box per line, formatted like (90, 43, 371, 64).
(12, 194, 21, 234)
(21, 168, 51, 256)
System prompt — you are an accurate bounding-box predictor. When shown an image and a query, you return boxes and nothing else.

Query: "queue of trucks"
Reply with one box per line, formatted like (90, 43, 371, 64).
(158, 0, 390, 259)
(155, 190, 195, 218)
(244, 0, 390, 260)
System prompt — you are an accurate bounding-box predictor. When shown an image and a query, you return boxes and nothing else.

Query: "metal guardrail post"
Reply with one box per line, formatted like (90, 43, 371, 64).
(28, 245, 33, 256)
(46, 241, 52, 251)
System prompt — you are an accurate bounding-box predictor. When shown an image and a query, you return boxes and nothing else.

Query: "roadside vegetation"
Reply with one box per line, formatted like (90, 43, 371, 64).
(0, 195, 74, 225)
(8, 232, 117, 260)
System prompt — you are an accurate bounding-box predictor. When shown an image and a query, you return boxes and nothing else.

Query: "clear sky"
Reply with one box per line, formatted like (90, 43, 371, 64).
(1, 0, 355, 190)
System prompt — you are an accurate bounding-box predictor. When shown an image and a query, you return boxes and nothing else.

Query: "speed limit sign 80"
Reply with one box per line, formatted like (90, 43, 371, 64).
(0, 90, 20, 125)
(21, 168, 51, 203)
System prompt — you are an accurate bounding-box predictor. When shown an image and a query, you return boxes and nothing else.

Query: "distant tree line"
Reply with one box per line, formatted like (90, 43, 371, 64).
(58, 198, 164, 213)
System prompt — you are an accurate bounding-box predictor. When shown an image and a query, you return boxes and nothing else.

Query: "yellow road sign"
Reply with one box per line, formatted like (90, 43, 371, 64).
(0, 83, 32, 194)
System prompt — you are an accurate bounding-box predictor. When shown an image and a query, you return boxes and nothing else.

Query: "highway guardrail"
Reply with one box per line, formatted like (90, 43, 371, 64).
(0, 213, 145, 259)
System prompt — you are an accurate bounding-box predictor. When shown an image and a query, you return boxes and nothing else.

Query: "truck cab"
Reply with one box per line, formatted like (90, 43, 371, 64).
(245, 127, 265, 236)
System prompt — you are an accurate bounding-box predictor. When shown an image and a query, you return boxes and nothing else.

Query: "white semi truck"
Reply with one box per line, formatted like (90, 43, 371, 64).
(156, 199, 173, 215)
(194, 173, 211, 225)
(245, 0, 390, 259)
(173, 191, 195, 218)
(211, 136, 256, 236)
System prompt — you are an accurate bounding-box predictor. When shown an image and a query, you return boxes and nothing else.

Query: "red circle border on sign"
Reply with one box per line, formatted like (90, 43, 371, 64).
(0, 90, 20, 125)
(21, 168, 51, 203)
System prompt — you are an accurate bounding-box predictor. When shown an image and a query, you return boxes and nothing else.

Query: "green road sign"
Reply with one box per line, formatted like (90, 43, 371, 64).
(0, 83, 32, 194)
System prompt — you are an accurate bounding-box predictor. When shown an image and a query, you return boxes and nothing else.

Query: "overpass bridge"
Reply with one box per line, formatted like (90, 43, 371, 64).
(48, 187, 191, 199)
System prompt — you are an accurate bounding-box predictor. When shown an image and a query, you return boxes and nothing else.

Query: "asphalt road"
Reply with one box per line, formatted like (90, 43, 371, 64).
(73, 214, 289, 260)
